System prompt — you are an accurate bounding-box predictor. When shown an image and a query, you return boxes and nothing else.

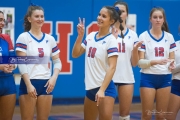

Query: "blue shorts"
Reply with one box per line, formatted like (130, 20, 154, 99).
(171, 79, 180, 96)
(86, 80, 117, 101)
(140, 73, 172, 89)
(114, 83, 134, 86)
(19, 79, 52, 96)
(0, 75, 16, 96)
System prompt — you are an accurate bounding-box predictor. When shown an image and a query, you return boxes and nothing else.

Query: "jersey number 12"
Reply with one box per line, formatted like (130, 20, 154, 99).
(155, 47, 164, 57)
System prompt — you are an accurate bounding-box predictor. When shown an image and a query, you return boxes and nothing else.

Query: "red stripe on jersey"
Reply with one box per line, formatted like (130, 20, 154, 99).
(0, 34, 14, 50)
(107, 47, 118, 54)
(52, 46, 59, 53)
(170, 43, 176, 49)
(16, 43, 27, 49)
(141, 44, 146, 49)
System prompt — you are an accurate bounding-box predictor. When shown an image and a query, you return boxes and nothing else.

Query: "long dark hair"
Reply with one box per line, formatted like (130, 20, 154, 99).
(113, 1, 129, 41)
(24, 5, 44, 32)
(149, 7, 169, 32)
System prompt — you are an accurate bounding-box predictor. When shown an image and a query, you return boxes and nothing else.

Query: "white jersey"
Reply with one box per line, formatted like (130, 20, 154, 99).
(16, 32, 60, 79)
(113, 28, 139, 83)
(139, 30, 176, 74)
(172, 40, 180, 80)
(81, 32, 118, 90)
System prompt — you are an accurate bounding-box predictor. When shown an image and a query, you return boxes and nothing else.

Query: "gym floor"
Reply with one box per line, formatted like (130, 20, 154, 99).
(12, 103, 180, 120)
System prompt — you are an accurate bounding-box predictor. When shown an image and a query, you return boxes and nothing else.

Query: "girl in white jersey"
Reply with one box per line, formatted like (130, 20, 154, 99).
(138, 7, 176, 120)
(72, 6, 119, 120)
(112, 1, 143, 120)
(15, 4, 61, 120)
(166, 40, 180, 120)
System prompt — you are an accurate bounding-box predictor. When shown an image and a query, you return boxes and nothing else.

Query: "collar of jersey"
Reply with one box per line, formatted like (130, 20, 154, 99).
(28, 32, 45, 43)
(118, 28, 129, 38)
(94, 32, 111, 42)
(147, 30, 164, 42)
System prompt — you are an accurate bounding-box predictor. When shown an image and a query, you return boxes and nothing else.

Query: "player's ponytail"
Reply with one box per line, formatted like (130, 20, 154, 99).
(113, 1, 129, 42)
(23, 4, 44, 32)
(114, 7, 124, 42)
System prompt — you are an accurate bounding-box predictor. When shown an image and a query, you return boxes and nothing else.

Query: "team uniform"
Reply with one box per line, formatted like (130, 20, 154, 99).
(0, 34, 16, 96)
(112, 28, 139, 84)
(171, 40, 180, 96)
(81, 32, 118, 101)
(16, 32, 59, 96)
(139, 30, 176, 89)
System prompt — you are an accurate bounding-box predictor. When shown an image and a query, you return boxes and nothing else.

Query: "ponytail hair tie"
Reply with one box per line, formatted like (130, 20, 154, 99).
(114, 6, 120, 13)
(30, 2, 38, 6)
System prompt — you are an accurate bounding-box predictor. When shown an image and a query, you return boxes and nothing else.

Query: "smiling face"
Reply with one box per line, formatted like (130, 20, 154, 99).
(97, 7, 115, 29)
(0, 12, 5, 32)
(150, 9, 164, 29)
(28, 9, 44, 29)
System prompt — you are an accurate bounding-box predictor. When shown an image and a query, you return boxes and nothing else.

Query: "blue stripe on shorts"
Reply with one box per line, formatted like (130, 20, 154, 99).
(19, 78, 52, 96)
(86, 80, 117, 101)
(0, 75, 16, 96)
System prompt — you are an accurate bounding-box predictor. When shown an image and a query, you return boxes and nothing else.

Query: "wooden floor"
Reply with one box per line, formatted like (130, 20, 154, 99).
(13, 103, 180, 120)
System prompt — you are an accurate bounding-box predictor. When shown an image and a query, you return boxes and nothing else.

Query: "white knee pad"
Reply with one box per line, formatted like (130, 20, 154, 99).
(119, 115, 130, 120)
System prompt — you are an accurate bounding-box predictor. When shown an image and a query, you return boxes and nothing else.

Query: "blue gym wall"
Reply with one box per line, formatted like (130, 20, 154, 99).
(1, 0, 180, 99)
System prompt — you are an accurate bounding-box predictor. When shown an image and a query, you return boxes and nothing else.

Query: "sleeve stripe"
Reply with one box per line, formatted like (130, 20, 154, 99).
(52, 46, 59, 53)
(141, 44, 146, 49)
(107, 47, 118, 54)
(16, 43, 27, 49)
(83, 40, 87, 46)
(170, 43, 176, 49)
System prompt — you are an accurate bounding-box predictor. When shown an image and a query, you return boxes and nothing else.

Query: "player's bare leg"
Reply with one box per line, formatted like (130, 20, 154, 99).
(84, 97, 98, 120)
(36, 95, 52, 120)
(166, 93, 180, 120)
(0, 94, 16, 120)
(140, 88, 156, 120)
(19, 95, 37, 120)
(118, 85, 133, 120)
(155, 87, 170, 120)
(98, 96, 115, 120)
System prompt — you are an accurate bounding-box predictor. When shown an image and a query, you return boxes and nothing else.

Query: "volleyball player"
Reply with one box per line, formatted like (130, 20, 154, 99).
(16, 4, 61, 120)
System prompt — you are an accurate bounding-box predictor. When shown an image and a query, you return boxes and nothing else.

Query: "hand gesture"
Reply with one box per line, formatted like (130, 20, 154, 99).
(45, 76, 56, 94)
(134, 41, 143, 49)
(77, 17, 85, 37)
(168, 60, 176, 71)
(111, 26, 118, 39)
(8, 64, 16, 71)
(157, 58, 171, 65)
(27, 84, 37, 99)
(0, 64, 12, 73)
(95, 89, 105, 106)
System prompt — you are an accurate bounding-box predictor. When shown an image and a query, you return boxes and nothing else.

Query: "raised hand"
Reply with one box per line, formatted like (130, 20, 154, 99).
(134, 41, 143, 49)
(111, 26, 118, 39)
(77, 17, 85, 37)
(168, 60, 176, 71)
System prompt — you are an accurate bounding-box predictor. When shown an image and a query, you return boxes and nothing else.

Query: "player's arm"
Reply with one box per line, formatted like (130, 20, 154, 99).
(72, 17, 85, 58)
(72, 35, 85, 58)
(16, 51, 37, 98)
(131, 41, 143, 67)
(138, 51, 170, 68)
(96, 55, 118, 106)
(45, 54, 61, 94)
